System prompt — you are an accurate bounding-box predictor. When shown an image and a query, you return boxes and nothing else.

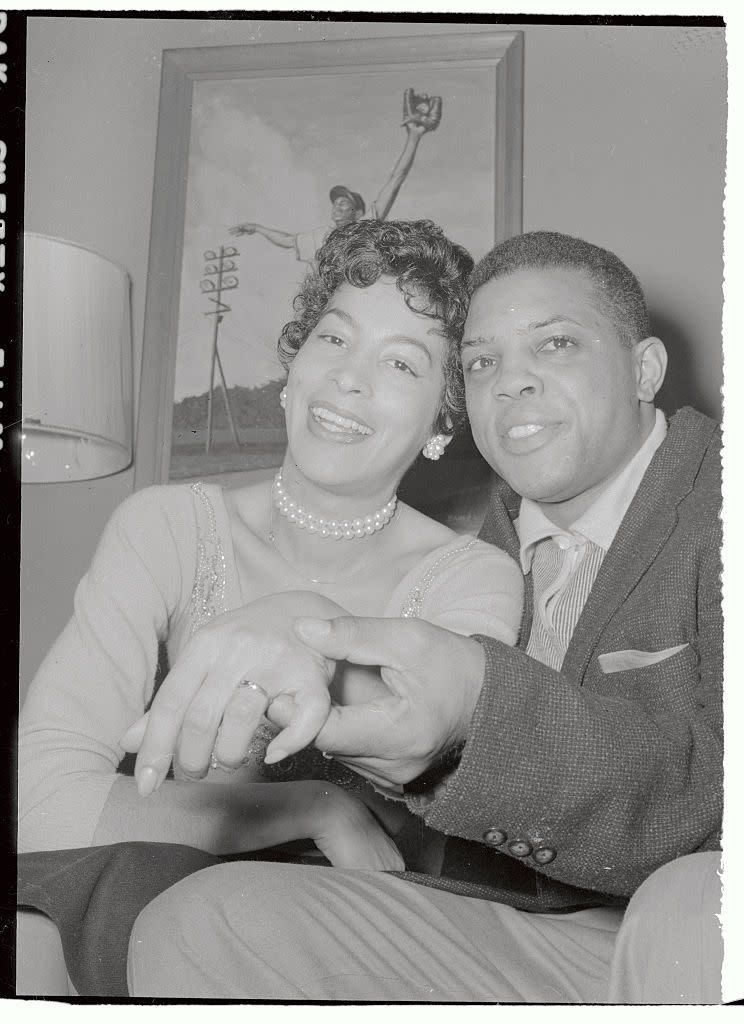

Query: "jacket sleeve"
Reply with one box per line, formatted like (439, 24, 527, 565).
(407, 529, 723, 900)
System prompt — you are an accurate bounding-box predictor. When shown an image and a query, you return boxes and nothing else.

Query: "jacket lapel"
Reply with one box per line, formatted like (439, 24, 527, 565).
(480, 478, 534, 650)
(560, 407, 719, 683)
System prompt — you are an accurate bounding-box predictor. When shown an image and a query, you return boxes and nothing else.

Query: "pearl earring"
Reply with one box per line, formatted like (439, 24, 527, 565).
(279, 386, 287, 410)
(422, 434, 448, 460)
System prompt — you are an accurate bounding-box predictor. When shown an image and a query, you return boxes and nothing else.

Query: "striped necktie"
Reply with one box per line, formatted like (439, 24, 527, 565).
(525, 534, 605, 670)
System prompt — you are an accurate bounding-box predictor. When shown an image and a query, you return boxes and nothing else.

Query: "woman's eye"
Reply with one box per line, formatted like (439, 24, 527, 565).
(388, 358, 416, 376)
(318, 334, 346, 347)
(540, 335, 576, 353)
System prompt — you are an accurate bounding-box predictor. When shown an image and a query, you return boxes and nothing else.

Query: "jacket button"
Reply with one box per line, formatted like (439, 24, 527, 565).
(533, 847, 557, 865)
(483, 828, 507, 846)
(508, 839, 533, 858)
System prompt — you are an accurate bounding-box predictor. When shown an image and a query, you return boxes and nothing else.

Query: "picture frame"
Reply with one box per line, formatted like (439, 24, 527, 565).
(134, 30, 523, 529)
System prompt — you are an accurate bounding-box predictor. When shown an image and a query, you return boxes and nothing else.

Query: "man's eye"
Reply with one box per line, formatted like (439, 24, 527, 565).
(465, 355, 496, 373)
(540, 336, 576, 353)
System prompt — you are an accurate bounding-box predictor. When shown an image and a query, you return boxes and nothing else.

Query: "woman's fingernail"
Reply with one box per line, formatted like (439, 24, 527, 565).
(137, 766, 159, 797)
(264, 745, 287, 765)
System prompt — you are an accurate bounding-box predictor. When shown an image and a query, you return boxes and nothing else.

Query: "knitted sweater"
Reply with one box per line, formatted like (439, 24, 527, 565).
(19, 482, 523, 853)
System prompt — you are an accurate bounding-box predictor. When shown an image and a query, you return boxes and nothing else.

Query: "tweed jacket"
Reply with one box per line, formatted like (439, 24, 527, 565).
(401, 406, 723, 913)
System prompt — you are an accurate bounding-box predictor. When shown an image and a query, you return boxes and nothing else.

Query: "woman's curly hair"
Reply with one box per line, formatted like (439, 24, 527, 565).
(278, 219, 474, 435)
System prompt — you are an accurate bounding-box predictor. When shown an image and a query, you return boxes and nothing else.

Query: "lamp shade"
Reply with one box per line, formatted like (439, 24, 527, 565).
(22, 233, 133, 483)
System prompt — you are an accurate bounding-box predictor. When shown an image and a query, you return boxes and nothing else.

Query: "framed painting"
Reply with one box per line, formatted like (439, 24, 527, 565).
(135, 30, 523, 529)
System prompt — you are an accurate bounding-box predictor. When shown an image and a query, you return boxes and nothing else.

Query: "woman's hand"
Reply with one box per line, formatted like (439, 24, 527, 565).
(120, 591, 348, 797)
(309, 784, 405, 871)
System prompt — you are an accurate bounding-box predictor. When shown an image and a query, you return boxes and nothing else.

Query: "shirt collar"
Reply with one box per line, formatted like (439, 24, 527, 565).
(516, 409, 668, 574)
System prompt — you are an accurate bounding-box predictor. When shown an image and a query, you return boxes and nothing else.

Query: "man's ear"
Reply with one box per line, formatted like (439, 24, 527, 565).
(633, 336, 668, 402)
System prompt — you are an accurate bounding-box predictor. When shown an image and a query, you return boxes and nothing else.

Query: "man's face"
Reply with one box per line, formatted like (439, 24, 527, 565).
(463, 266, 652, 521)
(331, 195, 359, 226)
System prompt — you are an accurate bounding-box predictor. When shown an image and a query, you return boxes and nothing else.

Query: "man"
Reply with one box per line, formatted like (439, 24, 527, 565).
(229, 88, 442, 263)
(128, 232, 722, 1002)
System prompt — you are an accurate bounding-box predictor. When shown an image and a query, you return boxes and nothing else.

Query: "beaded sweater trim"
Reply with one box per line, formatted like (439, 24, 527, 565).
(399, 538, 478, 618)
(188, 482, 227, 639)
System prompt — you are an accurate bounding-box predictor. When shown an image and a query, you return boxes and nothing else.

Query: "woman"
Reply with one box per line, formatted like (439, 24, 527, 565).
(18, 221, 523, 988)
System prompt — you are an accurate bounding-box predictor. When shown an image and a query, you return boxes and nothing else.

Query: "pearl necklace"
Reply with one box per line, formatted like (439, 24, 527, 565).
(271, 471, 397, 540)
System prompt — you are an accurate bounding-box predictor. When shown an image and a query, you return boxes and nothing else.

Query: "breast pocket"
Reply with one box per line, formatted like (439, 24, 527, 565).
(595, 642, 700, 713)
(598, 644, 689, 674)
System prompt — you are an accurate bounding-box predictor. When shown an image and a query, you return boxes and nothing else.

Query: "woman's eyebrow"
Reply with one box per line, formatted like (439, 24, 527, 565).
(384, 335, 433, 363)
(320, 307, 355, 328)
(320, 309, 433, 364)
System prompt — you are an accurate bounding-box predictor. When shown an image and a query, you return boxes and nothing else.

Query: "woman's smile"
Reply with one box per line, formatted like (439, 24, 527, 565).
(308, 402, 374, 442)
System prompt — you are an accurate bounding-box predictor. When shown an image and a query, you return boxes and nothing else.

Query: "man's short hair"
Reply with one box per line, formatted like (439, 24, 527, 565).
(470, 230, 651, 347)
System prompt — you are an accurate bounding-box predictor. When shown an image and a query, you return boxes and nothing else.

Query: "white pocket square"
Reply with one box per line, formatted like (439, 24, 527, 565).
(598, 643, 689, 674)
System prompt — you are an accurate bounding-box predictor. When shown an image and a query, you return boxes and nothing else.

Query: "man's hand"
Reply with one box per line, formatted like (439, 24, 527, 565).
(402, 88, 443, 135)
(295, 616, 486, 787)
(229, 222, 258, 236)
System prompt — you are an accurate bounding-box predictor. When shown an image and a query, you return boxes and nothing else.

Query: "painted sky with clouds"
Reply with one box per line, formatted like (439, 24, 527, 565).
(174, 66, 496, 401)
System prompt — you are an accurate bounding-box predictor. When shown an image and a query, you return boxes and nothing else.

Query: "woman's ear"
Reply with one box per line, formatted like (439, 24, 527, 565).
(633, 336, 668, 402)
(437, 413, 456, 453)
(440, 412, 455, 437)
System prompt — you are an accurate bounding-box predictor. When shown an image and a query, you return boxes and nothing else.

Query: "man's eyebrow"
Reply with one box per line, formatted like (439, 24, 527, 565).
(460, 335, 493, 350)
(528, 315, 582, 330)
(461, 316, 582, 348)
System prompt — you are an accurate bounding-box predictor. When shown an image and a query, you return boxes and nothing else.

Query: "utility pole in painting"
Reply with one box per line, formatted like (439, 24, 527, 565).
(201, 246, 241, 454)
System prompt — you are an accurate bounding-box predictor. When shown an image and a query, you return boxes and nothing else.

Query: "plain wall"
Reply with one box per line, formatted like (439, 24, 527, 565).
(20, 17, 726, 698)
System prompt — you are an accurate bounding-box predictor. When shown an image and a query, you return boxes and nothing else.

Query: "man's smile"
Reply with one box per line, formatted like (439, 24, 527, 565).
(497, 419, 563, 454)
(506, 423, 544, 440)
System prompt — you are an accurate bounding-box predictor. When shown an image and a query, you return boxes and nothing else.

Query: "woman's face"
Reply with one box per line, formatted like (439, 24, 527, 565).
(284, 276, 448, 498)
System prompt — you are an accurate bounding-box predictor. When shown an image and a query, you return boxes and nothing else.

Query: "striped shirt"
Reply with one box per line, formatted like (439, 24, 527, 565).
(517, 410, 668, 670)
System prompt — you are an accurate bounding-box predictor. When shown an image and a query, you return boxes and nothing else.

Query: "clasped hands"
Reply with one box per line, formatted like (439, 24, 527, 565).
(120, 591, 486, 797)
